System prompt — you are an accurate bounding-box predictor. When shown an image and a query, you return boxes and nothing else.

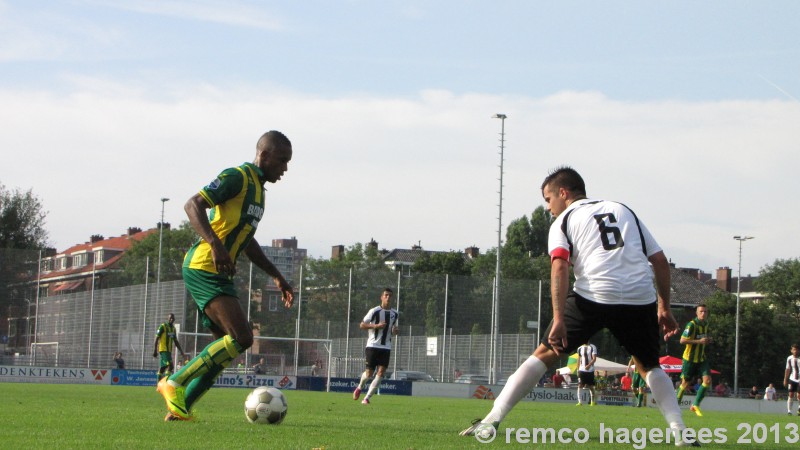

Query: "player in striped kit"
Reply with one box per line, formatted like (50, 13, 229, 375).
(461, 167, 697, 447)
(575, 342, 598, 406)
(784, 344, 800, 415)
(353, 288, 399, 405)
(676, 304, 712, 417)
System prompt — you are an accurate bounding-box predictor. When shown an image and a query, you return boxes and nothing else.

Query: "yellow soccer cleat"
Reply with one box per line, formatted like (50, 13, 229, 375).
(157, 378, 191, 420)
(689, 405, 703, 417)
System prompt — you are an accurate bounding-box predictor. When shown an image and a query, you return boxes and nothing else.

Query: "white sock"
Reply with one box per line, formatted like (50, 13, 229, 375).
(483, 356, 547, 424)
(589, 387, 594, 403)
(577, 385, 583, 404)
(646, 368, 685, 440)
(788, 398, 793, 413)
(366, 375, 382, 399)
(358, 371, 370, 390)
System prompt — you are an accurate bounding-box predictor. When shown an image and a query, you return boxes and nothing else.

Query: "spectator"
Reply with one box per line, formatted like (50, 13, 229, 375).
(253, 357, 267, 375)
(764, 383, 778, 401)
(620, 371, 632, 392)
(552, 371, 565, 388)
(714, 382, 729, 397)
(748, 386, 760, 399)
(113, 352, 125, 369)
(454, 368, 462, 380)
(311, 360, 320, 376)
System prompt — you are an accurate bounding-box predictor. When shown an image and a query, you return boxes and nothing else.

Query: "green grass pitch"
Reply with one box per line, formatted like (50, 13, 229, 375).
(1, 383, 798, 449)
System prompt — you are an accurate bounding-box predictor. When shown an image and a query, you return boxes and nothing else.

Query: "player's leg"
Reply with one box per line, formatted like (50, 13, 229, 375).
(587, 375, 596, 405)
(789, 383, 797, 415)
(610, 303, 690, 444)
(461, 293, 601, 436)
(576, 379, 584, 405)
(183, 326, 226, 410)
(364, 361, 387, 404)
(355, 348, 376, 400)
(171, 296, 252, 409)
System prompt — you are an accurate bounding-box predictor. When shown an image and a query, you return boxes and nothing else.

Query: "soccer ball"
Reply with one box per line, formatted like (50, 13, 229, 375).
(244, 387, 288, 424)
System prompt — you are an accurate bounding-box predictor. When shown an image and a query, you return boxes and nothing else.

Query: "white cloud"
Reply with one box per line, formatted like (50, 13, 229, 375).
(0, 81, 796, 276)
(92, 0, 285, 30)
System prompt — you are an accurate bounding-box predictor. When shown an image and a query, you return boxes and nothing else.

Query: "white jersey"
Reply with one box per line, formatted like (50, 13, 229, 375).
(764, 386, 777, 400)
(786, 355, 800, 382)
(548, 198, 662, 305)
(362, 306, 399, 350)
(577, 343, 598, 372)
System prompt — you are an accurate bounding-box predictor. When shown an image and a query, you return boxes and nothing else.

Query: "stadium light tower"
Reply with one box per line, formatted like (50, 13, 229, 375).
(157, 198, 170, 304)
(733, 235, 754, 396)
(491, 113, 507, 385)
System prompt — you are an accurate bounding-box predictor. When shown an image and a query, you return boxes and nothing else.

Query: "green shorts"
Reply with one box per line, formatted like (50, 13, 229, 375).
(681, 358, 711, 380)
(632, 372, 646, 389)
(182, 267, 238, 329)
(159, 351, 173, 368)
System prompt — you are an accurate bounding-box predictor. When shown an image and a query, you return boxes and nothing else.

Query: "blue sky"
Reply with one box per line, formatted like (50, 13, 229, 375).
(1, 1, 798, 277)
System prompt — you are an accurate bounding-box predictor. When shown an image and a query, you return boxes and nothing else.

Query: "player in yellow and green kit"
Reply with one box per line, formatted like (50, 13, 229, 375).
(676, 304, 712, 417)
(153, 313, 186, 380)
(156, 130, 295, 421)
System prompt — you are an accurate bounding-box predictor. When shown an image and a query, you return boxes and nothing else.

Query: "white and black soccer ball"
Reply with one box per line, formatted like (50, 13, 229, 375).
(244, 387, 288, 424)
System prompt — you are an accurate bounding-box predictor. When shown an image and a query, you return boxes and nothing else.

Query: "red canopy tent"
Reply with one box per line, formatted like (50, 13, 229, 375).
(659, 355, 720, 374)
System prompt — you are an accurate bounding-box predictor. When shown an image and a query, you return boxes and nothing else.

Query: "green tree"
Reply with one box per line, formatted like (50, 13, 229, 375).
(112, 222, 198, 286)
(755, 258, 800, 322)
(411, 251, 471, 275)
(0, 183, 49, 249)
(687, 291, 795, 392)
(504, 205, 551, 258)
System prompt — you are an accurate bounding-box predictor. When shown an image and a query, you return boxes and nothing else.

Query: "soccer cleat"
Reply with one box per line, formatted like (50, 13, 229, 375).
(459, 418, 499, 437)
(157, 378, 191, 420)
(789, 412, 793, 416)
(353, 387, 362, 401)
(361, 398, 370, 405)
(690, 405, 703, 417)
(675, 438, 702, 447)
(164, 411, 192, 422)
(576, 402, 582, 406)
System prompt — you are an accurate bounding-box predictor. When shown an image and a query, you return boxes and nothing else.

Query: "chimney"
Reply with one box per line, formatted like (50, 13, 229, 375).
(157, 222, 170, 231)
(716, 266, 732, 292)
(465, 246, 480, 258)
(272, 237, 298, 249)
(90, 234, 104, 243)
(127, 227, 142, 236)
(367, 238, 378, 250)
(331, 245, 345, 260)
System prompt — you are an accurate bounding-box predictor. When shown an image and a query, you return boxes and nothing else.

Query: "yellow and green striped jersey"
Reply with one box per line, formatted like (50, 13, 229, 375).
(156, 322, 177, 353)
(183, 162, 266, 274)
(681, 318, 709, 363)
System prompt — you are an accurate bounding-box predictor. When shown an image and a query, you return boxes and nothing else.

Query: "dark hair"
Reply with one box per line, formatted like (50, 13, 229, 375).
(257, 130, 291, 153)
(792, 344, 799, 350)
(383, 287, 393, 294)
(696, 304, 707, 310)
(540, 166, 586, 196)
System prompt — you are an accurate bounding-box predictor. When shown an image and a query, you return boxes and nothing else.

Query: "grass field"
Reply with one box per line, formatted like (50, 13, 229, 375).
(1, 383, 798, 449)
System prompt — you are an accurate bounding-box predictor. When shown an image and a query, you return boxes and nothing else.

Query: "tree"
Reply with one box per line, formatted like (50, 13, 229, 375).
(0, 183, 49, 249)
(755, 258, 800, 322)
(112, 222, 198, 286)
(504, 205, 551, 258)
(411, 251, 471, 275)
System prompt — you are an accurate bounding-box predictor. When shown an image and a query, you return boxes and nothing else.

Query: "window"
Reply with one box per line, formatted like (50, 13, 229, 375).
(94, 250, 104, 264)
(57, 257, 67, 270)
(269, 295, 278, 312)
(72, 253, 87, 267)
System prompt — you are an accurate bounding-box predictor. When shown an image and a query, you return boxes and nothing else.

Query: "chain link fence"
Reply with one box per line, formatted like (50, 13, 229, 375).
(1, 249, 639, 379)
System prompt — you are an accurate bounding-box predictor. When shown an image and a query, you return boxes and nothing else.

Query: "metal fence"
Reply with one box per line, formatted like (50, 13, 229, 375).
(2, 253, 650, 380)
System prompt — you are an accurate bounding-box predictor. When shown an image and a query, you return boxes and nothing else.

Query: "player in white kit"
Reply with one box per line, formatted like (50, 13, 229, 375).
(353, 288, 399, 405)
(461, 166, 697, 447)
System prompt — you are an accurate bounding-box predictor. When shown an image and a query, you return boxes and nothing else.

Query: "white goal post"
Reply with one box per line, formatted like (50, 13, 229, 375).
(179, 332, 333, 392)
(31, 342, 59, 367)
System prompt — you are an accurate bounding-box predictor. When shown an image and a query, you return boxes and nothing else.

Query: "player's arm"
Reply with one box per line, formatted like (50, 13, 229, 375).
(244, 238, 294, 308)
(547, 256, 570, 354)
(153, 326, 162, 357)
(185, 193, 235, 276)
(785, 364, 791, 387)
(649, 251, 679, 340)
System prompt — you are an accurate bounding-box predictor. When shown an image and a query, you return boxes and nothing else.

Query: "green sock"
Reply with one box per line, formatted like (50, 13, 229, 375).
(637, 393, 643, 406)
(185, 364, 226, 410)
(170, 335, 242, 387)
(695, 383, 709, 405)
(676, 385, 685, 402)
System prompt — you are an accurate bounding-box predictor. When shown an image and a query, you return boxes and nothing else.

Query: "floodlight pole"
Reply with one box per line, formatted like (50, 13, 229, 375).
(491, 113, 507, 384)
(733, 235, 754, 396)
(157, 198, 170, 305)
